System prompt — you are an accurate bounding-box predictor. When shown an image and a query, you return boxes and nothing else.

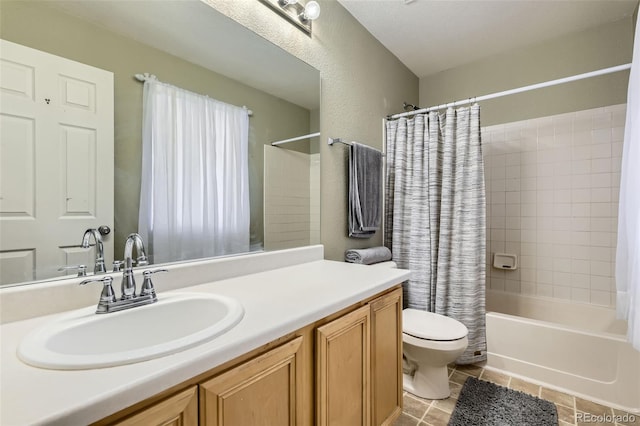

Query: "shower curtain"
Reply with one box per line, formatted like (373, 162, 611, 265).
(385, 105, 486, 364)
(616, 11, 640, 351)
(138, 79, 250, 264)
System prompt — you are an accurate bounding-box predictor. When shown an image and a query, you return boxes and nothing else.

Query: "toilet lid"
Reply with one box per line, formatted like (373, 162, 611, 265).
(403, 309, 468, 341)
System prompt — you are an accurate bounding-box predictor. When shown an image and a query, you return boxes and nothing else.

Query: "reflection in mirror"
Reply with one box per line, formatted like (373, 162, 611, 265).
(264, 140, 320, 251)
(0, 0, 320, 287)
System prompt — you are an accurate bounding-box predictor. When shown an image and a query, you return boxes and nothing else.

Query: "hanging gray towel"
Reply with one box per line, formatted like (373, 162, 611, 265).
(345, 246, 392, 265)
(349, 142, 382, 238)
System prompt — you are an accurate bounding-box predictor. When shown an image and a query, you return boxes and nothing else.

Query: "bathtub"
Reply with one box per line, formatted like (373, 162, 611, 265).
(485, 290, 640, 413)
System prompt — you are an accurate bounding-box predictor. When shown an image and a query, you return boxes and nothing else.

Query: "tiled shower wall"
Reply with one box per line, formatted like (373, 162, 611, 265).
(482, 104, 625, 307)
(263, 147, 320, 251)
(309, 153, 321, 244)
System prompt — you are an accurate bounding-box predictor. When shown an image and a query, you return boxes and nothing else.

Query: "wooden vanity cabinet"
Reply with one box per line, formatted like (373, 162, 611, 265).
(317, 304, 371, 426)
(370, 287, 403, 425)
(199, 336, 304, 426)
(96, 285, 402, 426)
(316, 287, 403, 426)
(113, 386, 198, 426)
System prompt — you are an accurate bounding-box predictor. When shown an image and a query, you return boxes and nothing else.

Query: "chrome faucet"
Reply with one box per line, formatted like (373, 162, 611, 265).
(81, 268, 166, 314)
(121, 233, 149, 299)
(81, 228, 106, 274)
(80, 233, 166, 314)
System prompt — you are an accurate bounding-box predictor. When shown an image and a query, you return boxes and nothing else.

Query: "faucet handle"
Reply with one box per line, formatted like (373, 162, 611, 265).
(112, 260, 124, 272)
(80, 276, 117, 304)
(58, 264, 88, 277)
(140, 269, 168, 298)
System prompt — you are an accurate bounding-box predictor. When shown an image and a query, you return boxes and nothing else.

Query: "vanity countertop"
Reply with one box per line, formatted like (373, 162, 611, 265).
(0, 255, 409, 426)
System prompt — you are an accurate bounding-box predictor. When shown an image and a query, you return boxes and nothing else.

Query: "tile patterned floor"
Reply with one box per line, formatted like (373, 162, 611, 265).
(393, 364, 640, 426)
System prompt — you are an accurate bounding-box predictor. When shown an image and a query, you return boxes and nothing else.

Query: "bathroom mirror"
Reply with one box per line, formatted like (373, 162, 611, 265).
(0, 0, 321, 287)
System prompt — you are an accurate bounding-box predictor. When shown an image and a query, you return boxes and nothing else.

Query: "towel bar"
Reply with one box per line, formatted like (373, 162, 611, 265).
(328, 137, 351, 146)
(328, 137, 386, 157)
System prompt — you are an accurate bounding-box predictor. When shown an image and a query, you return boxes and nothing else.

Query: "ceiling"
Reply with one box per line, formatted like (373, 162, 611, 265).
(338, 0, 638, 78)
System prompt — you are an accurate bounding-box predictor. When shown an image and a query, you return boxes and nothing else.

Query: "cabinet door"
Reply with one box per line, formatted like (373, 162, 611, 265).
(200, 336, 304, 426)
(316, 304, 371, 426)
(371, 288, 403, 425)
(114, 386, 197, 426)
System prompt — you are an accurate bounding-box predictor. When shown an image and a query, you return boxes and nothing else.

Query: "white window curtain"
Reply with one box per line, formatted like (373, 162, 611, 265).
(616, 11, 640, 351)
(138, 80, 250, 264)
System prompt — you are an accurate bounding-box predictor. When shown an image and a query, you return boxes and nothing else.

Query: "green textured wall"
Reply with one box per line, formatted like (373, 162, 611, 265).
(205, 0, 419, 260)
(420, 17, 635, 126)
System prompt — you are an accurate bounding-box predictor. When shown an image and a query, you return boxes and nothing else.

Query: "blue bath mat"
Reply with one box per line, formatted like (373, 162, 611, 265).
(448, 377, 558, 426)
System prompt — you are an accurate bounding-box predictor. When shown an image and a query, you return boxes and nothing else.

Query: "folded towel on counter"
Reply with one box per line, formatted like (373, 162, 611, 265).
(345, 246, 392, 265)
(349, 142, 382, 239)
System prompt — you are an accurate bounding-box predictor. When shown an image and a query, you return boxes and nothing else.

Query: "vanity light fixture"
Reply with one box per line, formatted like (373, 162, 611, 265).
(298, 0, 321, 22)
(259, 0, 321, 35)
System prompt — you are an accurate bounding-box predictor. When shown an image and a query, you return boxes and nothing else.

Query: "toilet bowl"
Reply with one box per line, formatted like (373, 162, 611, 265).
(402, 308, 468, 399)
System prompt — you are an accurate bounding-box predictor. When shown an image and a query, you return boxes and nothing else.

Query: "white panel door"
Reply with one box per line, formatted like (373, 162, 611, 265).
(0, 39, 114, 285)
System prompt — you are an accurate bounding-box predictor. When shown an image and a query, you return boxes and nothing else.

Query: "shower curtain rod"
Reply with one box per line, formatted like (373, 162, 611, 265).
(271, 132, 321, 146)
(387, 63, 632, 120)
(133, 72, 254, 116)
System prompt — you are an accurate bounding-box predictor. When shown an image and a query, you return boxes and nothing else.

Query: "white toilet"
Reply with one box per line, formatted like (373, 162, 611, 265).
(402, 308, 469, 400)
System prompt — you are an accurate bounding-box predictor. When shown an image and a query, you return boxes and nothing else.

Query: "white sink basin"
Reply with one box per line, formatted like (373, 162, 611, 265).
(17, 292, 244, 370)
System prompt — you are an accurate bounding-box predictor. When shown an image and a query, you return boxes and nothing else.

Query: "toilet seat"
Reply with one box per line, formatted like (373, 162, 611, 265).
(403, 332, 469, 352)
(403, 309, 468, 341)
